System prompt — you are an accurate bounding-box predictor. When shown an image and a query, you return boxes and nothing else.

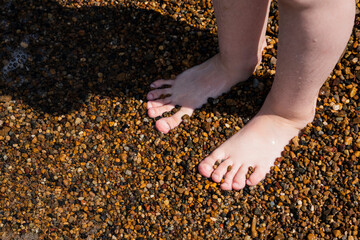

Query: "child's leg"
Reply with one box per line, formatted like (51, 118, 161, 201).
(198, 0, 355, 190)
(147, 0, 270, 133)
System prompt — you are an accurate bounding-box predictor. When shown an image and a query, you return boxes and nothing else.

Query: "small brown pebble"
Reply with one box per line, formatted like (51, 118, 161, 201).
(0, 127, 10, 136)
(270, 56, 277, 65)
(307, 233, 316, 240)
(68, 216, 75, 223)
(75, 118, 82, 125)
(20, 41, 29, 48)
(63, 179, 70, 186)
(350, 87, 357, 97)
(176, 187, 185, 194)
(274, 234, 285, 240)
(332, 230, 341, 238)
(117, 73, 126, 81)
(292, 136, 299, 147)
(94, 215, 102, 222)
(258, 226, 266, 233)
(213, 160, 220, 169)
(120, 153, 127, 161)
(251, 216, 258, 238)
(345, 136, 353, 145)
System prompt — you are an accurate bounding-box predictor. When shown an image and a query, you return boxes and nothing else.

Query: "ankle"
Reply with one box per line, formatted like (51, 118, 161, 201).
(217, 53, 259, 78)
(261, 92, 316, 127)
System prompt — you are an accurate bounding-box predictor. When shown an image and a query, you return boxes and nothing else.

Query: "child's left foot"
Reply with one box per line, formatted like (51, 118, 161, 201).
(198, 104, 314, 190)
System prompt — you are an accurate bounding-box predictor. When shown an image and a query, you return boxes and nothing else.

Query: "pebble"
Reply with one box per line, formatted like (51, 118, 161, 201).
(251, 216, 258, 238)
(274, 234, 285, 240)
(20, 41, 29, 48)
(270, 56, 277, 65)
(307, 233, 316, 240)
(96, 116, 103, 122)
(0, 0, 359, 239)
(333, 230, 342, 238)
(176, 187, 186, 194)
(75, 117, 82, 125)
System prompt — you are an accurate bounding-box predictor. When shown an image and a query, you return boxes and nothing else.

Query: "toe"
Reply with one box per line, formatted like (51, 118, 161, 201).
(211, 159, 232, 183)
(246, 167, 268, 186)
(155, 107, 193, 134)
(150, 79, 174, 88)
(221, 165, 239, 191)
(148, 104, 174, 118)
(147, 88, 172, 100)
(198, 149, 226, 178)
(147, 98, 172, 109)
(232, 165, 249, 190)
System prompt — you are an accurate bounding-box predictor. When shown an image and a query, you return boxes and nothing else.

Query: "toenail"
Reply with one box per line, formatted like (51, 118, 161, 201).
(148, 93, 154, 100)
(150, 83, 155, 88)
(222, 183, 228, 188)
(149, 109, 155, 116)
(147, 102, 152, 108)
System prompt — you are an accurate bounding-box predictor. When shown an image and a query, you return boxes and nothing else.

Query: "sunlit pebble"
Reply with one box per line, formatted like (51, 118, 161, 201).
(0, 0, 359, 239)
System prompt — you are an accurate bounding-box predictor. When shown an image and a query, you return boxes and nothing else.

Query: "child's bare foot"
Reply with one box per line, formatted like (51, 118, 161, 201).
(198, 102, 315, 190)
(147, 53, 260, 133)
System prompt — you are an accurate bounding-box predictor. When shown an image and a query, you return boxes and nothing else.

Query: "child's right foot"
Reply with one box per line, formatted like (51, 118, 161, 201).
(147, 53, 260, 133)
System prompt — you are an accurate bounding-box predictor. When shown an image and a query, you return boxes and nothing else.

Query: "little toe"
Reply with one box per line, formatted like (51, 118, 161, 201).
(148, 104, 174, 118)
(147, 98, 172, 109)
(221, 166, 239, 191)
(232, 165, 249, 190)
(150, 79, 174, 88)
(198, 150, 226, 178)
(147, 88, 172, 100)
(155, 107, 193, 134)
(211, 160, 232, 183)
(246, 167, 268, 186)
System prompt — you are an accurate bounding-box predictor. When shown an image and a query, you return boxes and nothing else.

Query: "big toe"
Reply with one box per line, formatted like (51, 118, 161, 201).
(155, 119, 171, 134)
(198, 163, 214, 178)
(148, 104, 174, 118)
(155, 107, 193, 134)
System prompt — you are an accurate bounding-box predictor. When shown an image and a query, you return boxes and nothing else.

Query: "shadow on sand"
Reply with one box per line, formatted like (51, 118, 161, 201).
(0, 0, 271, 119)
(0, 1, 217, 113)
